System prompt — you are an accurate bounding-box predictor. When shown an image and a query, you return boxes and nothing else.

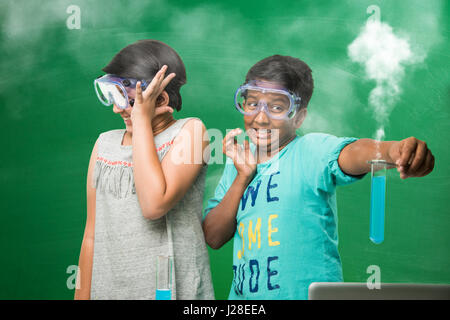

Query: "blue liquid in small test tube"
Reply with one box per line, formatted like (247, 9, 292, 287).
(155, 255, 173, 300)
(369, 160, 388, 244)
(155, 289, 172, 300)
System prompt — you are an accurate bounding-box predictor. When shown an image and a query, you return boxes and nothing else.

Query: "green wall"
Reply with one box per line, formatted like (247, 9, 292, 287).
(0, 0, 448, 299)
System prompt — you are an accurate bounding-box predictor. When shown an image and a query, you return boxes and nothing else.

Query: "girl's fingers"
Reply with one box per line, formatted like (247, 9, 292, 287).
(159, 73, 176, 93)
(143, 65, 170, 98)
(135, 81, 143, 104)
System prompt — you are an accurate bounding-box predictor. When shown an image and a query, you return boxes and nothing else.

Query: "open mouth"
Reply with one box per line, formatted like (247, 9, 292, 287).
(252, 128, 271, 138)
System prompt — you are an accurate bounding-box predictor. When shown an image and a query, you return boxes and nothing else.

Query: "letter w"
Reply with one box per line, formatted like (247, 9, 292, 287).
(241, 180, 261, 211)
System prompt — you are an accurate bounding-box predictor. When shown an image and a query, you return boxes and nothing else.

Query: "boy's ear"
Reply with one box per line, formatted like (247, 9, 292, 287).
(294, 108, 307, 129)
(156, 91, 170, 108)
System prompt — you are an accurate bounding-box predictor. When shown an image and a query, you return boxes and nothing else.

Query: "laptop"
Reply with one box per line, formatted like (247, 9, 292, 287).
(308, 282, 450, 300)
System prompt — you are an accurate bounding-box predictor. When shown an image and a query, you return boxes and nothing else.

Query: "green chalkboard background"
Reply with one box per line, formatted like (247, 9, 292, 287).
(0, 0, 448, 299)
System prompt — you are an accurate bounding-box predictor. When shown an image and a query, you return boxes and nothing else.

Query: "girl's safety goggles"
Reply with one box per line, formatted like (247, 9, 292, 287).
(94, 74, 148, 109)
(234, 80, 302, 120)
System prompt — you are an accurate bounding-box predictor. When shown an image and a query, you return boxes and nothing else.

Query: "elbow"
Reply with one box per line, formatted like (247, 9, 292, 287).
(137, 195, 169, 220)
(205, 237, 222, 250)
(207, 241, 223, 250)
(203, 226, 224, 250)
(141, 205, 167, 221)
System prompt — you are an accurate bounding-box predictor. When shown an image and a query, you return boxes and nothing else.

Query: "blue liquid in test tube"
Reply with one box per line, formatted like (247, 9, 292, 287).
(156, 255, 173, 300)
(155, 289, 172, 300)
(370, 176, 386, 244)
(369, 160, 388, 244)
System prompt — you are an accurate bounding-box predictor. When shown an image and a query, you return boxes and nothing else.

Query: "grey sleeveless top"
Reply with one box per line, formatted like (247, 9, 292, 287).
(90, 117, 214, 300)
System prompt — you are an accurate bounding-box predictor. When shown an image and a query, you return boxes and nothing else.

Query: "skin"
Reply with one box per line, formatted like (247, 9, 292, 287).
(75, 65, 208, 299)
(203, 83, 435, 249)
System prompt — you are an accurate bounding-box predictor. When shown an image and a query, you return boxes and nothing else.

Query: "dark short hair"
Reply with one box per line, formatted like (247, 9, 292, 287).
(102, 39, 186, 111)
(245, 55, 314, 109)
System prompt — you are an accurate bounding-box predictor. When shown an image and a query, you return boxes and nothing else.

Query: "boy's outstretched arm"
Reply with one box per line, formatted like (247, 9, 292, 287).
(338, 137, 435, 179)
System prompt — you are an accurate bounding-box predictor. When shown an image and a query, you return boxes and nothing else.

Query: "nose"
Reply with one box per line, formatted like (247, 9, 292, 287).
(254, 104, 271, 125)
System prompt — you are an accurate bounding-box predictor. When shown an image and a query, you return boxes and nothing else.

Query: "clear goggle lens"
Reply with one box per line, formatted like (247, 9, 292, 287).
(234, 83, 300, 119)
(94, 75, 146, 109)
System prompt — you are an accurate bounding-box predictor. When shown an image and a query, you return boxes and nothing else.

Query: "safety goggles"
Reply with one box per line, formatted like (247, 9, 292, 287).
(94, 74, 149, 109)
(234, 80, 302, 120)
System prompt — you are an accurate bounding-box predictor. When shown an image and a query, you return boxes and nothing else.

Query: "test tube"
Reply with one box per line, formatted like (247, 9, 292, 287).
(368, 160, 394, 244)
(156, 255, 173, 300)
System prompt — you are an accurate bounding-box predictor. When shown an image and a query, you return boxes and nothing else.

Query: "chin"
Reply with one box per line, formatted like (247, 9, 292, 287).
(248, 135, 272, 149)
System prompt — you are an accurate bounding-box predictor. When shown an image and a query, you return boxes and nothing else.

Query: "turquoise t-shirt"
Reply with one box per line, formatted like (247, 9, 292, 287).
(203, 133, 366, 300)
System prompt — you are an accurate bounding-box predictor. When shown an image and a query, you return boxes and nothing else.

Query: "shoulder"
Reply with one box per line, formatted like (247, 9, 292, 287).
(299, 132, 336, 144)
(178, 117, 206, 133)
(298, 132, 360, 166)
(98, 129, 125, 139)
(174, 117, 207, 144)
(166, 118, 208, 164)
(94, 129, 125, 146)
(298, 132, 355, 151)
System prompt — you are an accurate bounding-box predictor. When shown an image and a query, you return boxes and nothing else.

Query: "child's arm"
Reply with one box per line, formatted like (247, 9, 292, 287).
(203, 129, 257, 249)
(131, 66, 208, 220)
(338, 137, 435, 179)
(132, 116, 208, 220)
(74, 139, 98, 300)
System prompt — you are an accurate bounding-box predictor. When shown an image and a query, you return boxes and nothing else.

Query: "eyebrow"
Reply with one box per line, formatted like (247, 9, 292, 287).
(247, 94, 288, 104)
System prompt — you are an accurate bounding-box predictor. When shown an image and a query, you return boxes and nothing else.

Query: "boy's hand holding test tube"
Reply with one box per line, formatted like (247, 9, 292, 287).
(337, 136, 434, 179)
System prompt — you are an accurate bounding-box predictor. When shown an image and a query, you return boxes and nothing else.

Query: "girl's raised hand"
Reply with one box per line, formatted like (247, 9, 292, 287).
(131, 65, 176, 121)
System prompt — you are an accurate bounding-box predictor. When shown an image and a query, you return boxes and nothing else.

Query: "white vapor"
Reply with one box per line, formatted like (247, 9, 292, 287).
(348, 19, 425, 144)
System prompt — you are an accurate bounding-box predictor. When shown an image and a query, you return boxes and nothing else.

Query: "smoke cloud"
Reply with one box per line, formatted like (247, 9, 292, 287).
(348, 19, 425, 143)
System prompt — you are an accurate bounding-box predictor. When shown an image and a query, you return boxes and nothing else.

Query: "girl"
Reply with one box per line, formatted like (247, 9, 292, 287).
(75, 40, 214, 300)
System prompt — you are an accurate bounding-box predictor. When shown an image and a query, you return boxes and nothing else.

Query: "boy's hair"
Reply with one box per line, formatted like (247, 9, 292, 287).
(102, 39, 186, 111)
(245, 55, 314, 109)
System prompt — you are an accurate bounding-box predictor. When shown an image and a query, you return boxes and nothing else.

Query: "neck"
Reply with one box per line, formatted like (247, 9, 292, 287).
(151, 113, 176, 136)
(124, 113, 176, 145)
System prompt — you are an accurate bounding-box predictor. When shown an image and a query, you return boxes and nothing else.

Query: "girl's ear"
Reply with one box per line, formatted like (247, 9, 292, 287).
(156, 91, 170, 108)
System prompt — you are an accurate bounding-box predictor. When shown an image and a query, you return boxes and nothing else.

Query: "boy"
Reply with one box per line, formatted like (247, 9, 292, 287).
(202, 55, 434, 300)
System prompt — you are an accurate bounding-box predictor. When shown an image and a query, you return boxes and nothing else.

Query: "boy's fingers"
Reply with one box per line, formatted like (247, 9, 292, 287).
(245, 141, 257, 165)
(407, 141, 427, 174)
(243, 140, 250, 151)
(224, 128, 243, 143)
(398, 138, 417, 167)
(223, 129, 239, 153)
(416, 150, 434, 177)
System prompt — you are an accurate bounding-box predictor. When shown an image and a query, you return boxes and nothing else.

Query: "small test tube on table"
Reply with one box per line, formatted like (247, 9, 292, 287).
(156, 255, 173, 300)
(367, 160, 396, 244)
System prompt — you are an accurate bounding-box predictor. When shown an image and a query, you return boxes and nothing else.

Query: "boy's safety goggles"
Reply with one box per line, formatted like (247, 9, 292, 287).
(234, 80, 302, 120)
(94, 74, 148, 109)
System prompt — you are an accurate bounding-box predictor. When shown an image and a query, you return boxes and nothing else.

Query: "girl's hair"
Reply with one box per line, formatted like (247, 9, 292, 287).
(245, 55, 314, 109)
(102, 39, 187, 111)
